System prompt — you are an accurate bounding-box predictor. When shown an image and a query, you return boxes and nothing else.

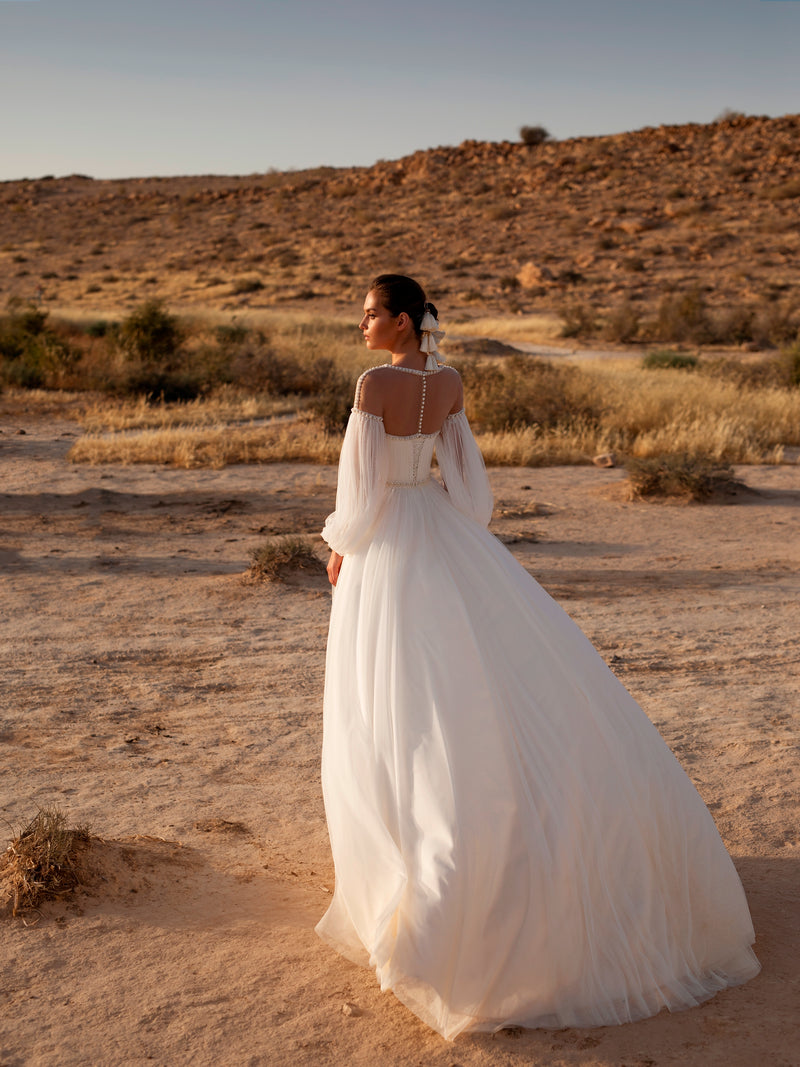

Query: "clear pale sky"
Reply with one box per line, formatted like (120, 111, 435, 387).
(1, 0, 798, 181)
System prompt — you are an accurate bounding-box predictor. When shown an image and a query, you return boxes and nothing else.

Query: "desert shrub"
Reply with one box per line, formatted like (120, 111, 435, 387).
(701, 353, 791, 389)
(604, 302, 641, 343)
(115, 299, 183, 371)
(520, 125, 551, 146)
(713, 305, 756, 345)
(778, 342, 800, 387)
(214, 321, 250, 346)
(0, 303, 80, 388)
(642, 349, 698, 371)
(0, 807, 91, 917)
(752, 301, 799, 348)
(653, 289, 714, 344)
(247, 535, 324, 582)
(626, 454, 743, 502)
(459, 355, 596, 433)
(86, 319, 111, 338)
(305, 357, 354, 432)
(560, 301, 597, 338)
(110, 300, 200, 399)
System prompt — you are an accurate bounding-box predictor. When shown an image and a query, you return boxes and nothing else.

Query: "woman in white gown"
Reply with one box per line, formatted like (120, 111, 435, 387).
(317, 274, 760, 1041)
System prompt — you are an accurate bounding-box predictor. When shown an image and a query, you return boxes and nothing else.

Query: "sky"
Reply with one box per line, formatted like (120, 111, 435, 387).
(0, 0, 798, 181)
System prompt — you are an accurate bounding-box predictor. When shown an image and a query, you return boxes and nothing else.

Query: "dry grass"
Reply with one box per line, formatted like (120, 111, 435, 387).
(68, 416, 341, 468)
(575, 361, 800, 461)
(1, 807, 91, 918)
(66, 356, 800, 469)
(446, 314, 564, 345)
(80, 388, 298, 433)
(625, 455, 745, 501)
(246, 535, 324, 582)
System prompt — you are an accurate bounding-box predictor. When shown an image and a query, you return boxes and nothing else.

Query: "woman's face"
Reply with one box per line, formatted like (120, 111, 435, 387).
(359, 291, 400, 351)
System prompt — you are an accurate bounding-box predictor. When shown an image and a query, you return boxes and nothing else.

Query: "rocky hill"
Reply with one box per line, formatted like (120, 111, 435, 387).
(1, 113, 798, 327)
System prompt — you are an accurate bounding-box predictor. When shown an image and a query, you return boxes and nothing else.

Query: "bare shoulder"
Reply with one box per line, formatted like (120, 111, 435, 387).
(355, 366, 391, 414)
(439, 365, 464, 411)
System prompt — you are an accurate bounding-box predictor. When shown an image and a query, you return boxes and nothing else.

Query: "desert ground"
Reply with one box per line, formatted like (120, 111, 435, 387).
(1, 405, 798, 1067)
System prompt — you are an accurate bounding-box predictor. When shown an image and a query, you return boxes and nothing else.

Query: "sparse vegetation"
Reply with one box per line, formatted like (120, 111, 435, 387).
(519, 125, 551, 146)
(247, 535, 324, 582)
(642, 349, 699, 371)
(1, 807, 91, 917)
(625, 454, 745, 502)
(561, 291, 800, 349)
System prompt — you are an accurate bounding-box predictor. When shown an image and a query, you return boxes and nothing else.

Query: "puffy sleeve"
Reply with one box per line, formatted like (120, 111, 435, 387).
(321, 407, 389, 555)
(436, 409, 494, 527)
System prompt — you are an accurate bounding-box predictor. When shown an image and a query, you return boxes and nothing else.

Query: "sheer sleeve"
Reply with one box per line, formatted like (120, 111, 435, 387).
(436, 409, 493, 527)
(321, 408, 389, 555)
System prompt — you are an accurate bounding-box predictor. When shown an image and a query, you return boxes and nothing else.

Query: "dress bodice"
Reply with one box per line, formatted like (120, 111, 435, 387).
(355, 362, 445, 489)
(386, 432, 438, 487)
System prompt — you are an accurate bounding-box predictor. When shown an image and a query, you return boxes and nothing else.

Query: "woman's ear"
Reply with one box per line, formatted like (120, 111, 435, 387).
(396, 311, 410, 332)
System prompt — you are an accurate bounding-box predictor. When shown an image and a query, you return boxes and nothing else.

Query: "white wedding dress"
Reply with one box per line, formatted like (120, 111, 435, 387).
(317, 365, 760, 1041)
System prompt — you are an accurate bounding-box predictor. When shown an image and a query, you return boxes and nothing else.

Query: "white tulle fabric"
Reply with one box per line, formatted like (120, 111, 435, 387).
(318, 401, 760, 1041)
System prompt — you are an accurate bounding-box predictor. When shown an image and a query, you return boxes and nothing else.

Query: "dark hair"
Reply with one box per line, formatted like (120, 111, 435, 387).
(369, 274, 438, 337)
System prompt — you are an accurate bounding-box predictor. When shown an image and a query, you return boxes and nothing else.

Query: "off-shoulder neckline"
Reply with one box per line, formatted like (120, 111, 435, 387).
(360, 363, 448, 377)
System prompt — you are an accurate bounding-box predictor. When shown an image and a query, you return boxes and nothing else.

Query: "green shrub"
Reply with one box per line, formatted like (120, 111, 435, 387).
(642, 349, 698, 370)
(0, 302, 79, 388)
(116, 299, 183, 371)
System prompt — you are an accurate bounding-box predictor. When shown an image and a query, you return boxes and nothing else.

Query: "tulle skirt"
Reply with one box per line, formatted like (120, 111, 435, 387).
(317, 480, 760, 1040)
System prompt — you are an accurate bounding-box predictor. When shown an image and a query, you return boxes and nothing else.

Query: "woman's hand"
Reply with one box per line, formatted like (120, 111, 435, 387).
(327, 551, 344, 587)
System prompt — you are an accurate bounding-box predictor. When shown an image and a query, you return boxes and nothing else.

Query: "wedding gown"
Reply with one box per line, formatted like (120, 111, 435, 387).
(317, 365, 760, 1041)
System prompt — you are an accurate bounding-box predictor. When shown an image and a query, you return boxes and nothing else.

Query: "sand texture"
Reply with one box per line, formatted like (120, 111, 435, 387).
(1, 415, 798, 1067)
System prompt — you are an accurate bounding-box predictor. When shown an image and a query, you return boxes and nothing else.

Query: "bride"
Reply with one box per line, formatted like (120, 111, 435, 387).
(316, 274, 760, 1041)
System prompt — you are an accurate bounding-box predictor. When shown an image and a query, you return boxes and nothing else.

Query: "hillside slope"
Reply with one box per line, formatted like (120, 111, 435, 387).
(1, 114, 798, 324)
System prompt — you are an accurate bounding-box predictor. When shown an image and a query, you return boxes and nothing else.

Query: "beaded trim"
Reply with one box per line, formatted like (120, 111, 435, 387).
(386, 478, 432, 489)
(352, 407, 383, 423)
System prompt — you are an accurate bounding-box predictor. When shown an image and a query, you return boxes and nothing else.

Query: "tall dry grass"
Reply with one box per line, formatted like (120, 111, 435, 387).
(68, 417, 341, 468)
(6, 300, 796, 469)
(80, 388, 298, 433)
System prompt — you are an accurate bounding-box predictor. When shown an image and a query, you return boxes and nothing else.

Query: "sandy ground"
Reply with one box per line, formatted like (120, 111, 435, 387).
(1, 414, 798, 1067)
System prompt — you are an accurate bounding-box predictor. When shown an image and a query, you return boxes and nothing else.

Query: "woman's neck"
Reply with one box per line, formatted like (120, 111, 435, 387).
(388, 338, 425, 369)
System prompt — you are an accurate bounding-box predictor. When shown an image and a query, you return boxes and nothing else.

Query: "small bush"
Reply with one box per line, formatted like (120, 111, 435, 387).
(215, 322, 250, 346)
(520, 125, 551, 146)
(86, 319, 111, 338)
(561, 301, 597, 338)
(626, 454, 743, 501)
(247, 535, 323, 582)
(0, 303, 79, 388)
(0, 807, 91, 917)
(653, 289, 714, 345)
(778, 342, 800, 387)
(305, 358, 353, 433)
(604, 302, 641, 344)
(642, 349, 698, 371)
(459, 355, 595, 433)
(116, 299, 183, 371)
